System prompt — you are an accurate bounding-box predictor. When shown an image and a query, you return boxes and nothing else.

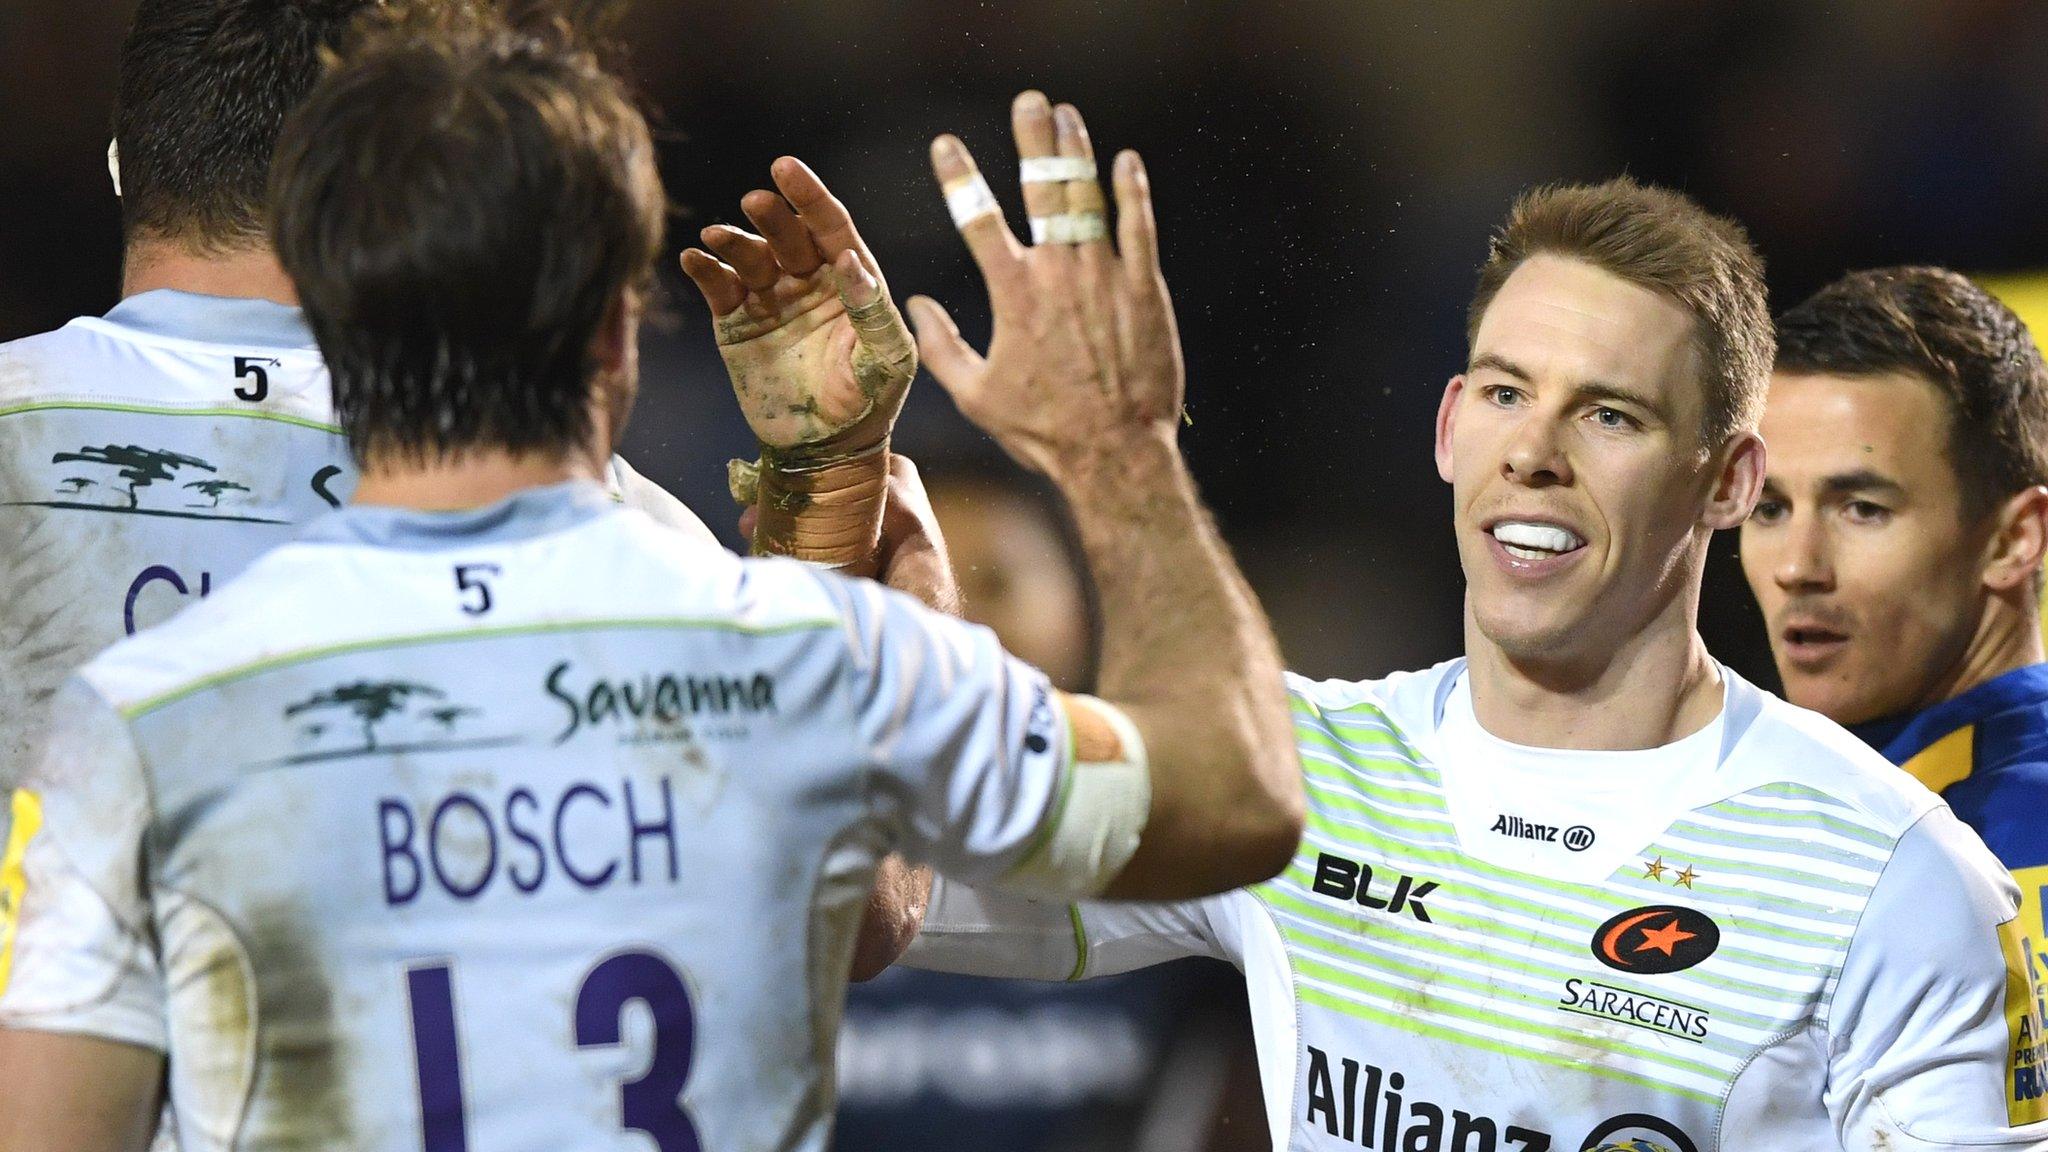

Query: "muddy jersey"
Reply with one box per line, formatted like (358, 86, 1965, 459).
(0, 290, 714, 834)
(909, 661, 2048, 1152)
(0, 482, 1080, 1152)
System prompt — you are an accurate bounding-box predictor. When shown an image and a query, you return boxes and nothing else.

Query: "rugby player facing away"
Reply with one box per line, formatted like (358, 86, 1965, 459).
(871, 119, 2048, 1151)
(0, 0, 715, 852)
(0, 16, 1300, 1152)
(1742, 267, 2048, 1126)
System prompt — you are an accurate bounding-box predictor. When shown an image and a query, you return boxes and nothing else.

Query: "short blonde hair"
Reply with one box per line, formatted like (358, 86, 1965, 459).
(1467, 177, 1773, 445)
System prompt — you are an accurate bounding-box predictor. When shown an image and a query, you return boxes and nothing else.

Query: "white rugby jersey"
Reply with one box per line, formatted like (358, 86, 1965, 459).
(0, 482, 1081, 1151)
(910, 661, 2048, 1152)
(0, 290, 714, 822)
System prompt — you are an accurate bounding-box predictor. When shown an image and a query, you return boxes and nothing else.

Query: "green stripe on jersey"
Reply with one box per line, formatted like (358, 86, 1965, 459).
(0, 399, 340, 433)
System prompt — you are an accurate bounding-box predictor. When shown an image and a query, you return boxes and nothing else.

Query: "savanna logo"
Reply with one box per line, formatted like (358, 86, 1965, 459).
(1591, 905, 1719, 975)
(1578, 1112, 1696, 1152)
(545, 659, 777, 745)
(281, 680, 515, 765)
(5, 444, 284, 524)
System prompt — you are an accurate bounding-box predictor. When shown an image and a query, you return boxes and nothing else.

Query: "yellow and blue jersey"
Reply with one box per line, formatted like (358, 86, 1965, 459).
(1853, 663, 2048, 1124)
(1852, 664, 2048, 894)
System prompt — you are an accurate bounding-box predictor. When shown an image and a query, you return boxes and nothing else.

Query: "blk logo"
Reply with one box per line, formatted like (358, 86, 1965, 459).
(1311, 852, 1438, 923)
(1591, 905, 1720, 975)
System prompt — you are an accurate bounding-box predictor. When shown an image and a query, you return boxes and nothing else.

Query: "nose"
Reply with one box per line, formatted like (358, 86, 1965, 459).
(1774, 511, 1834, 592)
(1501, 411, 1572, 488)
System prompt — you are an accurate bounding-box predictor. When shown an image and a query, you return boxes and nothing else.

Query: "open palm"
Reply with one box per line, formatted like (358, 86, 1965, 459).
(682, 157, 915, 455)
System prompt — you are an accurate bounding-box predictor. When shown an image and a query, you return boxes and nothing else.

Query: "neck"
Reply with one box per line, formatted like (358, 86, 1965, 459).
(350, 446, 606, 512)
(122, 237, 298, 306)
(1464, 579, 1723, 751)
(1917, 590, 2045, 711)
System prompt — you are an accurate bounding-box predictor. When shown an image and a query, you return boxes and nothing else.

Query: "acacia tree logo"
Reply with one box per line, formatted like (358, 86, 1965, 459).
(184, 478, 250, 508)
(285, 681, 445, 752)
(50, 444, 216, 509)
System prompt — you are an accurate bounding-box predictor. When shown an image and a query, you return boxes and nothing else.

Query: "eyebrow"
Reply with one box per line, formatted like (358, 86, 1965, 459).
(1467, 353, 1664, 413)
(1762, 469, 1907, 497)
(1817, 469, 1906, 496)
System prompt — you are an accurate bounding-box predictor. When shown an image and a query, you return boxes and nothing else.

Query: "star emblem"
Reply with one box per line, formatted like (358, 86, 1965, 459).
(1634, 916, 1698, 956)
(1642, 856, 1667, 881)
(1673, 864, 1699, 889)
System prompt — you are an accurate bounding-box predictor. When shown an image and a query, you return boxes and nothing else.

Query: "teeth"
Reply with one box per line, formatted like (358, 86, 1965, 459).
(1490, 521, 1583, 554)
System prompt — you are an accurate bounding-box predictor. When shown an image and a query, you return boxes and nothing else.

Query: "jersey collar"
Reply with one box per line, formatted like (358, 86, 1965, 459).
(103, 289, 317, 351)
(1391, 655, 1765, 767)
(1849, 662, 2048, 766)
(298, 479, 616, 551)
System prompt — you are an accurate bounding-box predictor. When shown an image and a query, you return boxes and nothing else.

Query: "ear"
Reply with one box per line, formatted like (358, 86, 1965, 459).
(1702, 429, 1765, 531)
(590, 288, 639, 377)
(1982, 484, 2048, 593)
(1434, 375, 1466, 484)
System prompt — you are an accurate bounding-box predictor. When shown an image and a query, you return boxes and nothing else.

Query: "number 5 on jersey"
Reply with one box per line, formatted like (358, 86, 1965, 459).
(405, 951, 702, 1151)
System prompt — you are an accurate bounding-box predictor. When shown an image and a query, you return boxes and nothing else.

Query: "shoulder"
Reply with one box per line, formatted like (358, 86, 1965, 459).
(83, 510, 844, 716)
(1722, 680, 1942, 841)
(1285, 659, 1459, 746)
(0, 320, 97, 399)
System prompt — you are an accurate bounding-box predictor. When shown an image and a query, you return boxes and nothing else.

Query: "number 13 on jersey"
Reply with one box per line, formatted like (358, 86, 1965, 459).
(404, 950, 702, 1150)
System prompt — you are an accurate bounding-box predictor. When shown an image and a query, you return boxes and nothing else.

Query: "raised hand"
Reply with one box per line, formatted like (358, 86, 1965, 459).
(907, 91, 1184, 480)
(681, 158, 916, 566)
(681, 157, 915, 454)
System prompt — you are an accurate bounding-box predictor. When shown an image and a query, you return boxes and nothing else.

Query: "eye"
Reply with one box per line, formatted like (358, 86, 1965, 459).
(1843, 499, 1892, 526)
(1590, 406, 1635, 430)
(1486, 385, 1522, 408)
(1749, 499, 1787, 525)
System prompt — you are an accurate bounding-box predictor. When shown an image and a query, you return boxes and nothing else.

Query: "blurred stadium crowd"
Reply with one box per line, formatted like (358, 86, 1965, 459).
(5, 2, 2048, 1148)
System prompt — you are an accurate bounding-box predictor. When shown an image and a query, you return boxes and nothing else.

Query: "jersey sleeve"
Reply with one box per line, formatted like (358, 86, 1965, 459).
(823, 575, 1094, 892)
(1824, 806, 2048, 1149)
(0, 677, 164, 1051)
(904, 874, 1225, 981)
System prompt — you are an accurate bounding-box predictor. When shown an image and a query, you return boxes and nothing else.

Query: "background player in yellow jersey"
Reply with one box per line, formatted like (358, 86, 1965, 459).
(1740, 266, 2048, 1122)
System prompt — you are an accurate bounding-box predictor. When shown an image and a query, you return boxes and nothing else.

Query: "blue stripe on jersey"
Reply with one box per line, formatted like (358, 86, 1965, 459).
(1852, 663, 2048, 872)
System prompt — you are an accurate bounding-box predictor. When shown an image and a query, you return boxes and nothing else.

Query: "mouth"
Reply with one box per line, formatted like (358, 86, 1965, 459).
(1779, 623, 1851, 668)
(1484, 519, 1588, 563)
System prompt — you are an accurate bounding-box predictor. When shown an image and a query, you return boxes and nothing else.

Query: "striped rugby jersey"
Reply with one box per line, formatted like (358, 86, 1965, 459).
(910, 660, 2048, 1151)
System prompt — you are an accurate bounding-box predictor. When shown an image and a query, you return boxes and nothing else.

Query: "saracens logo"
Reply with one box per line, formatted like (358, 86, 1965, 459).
(1591, 905, 1720, 975)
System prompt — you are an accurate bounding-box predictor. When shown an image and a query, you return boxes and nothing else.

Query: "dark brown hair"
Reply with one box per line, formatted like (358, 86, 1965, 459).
(269, 4, 665, 464)
(115, 0, 377, 250)
(1468, 177, 1773, 446)
(1776, 266, 2048, 517)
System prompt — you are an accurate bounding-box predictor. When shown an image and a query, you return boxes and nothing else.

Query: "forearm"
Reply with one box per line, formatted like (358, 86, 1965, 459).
(0, 1029, 162, 1152)
(1051, 431, 1300, 898)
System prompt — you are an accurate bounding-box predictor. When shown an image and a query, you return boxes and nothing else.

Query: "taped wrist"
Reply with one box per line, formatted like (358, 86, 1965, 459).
(749, 440, 890, 566)
(1002, 694, 1151, 900)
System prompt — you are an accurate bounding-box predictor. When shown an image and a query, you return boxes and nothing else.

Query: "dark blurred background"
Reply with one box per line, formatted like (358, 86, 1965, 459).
(7, 1, 2048, 1147)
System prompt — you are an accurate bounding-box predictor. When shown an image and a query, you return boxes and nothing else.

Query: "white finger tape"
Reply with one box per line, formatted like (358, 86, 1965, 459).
(943, 174, 1000, 229)
(1019, 155, 1097, 184)
(1029, 212, 1108, 245)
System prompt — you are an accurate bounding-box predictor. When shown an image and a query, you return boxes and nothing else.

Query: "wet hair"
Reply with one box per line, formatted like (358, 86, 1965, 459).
(269, 4, 665, 464)
(116, 0, 376, 250)
(1468, 177, 1773, 446)
(1776, 266, 2048, 518)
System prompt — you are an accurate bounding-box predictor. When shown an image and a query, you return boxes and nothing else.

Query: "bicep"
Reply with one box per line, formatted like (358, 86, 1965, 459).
(0, 1028, 163, 1152)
